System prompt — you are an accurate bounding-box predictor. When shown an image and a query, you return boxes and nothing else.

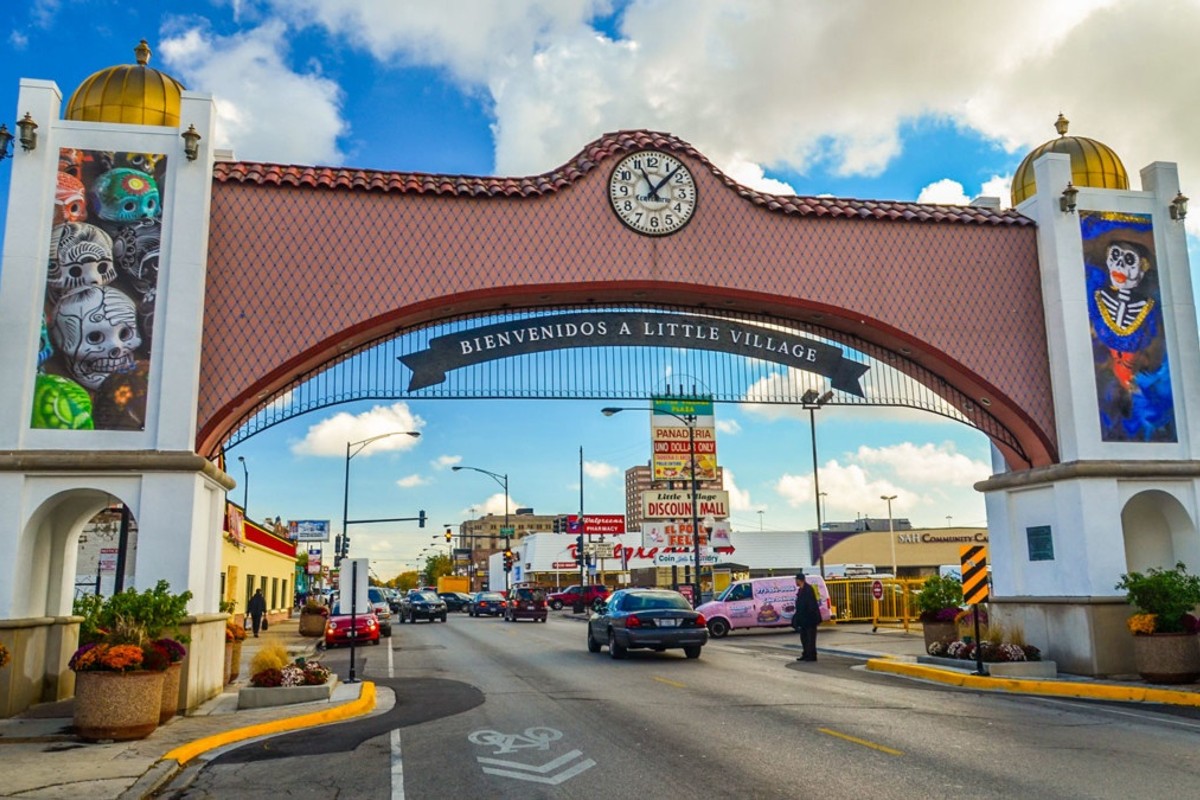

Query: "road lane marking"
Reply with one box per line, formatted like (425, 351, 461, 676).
(390, 729, 404, 800)
(818, 727, 903, 756)
(387, 634, 395, 678)
(468, 726, 562, 753)
(653, 676, 687, 689)
(478, 749, 596, 785)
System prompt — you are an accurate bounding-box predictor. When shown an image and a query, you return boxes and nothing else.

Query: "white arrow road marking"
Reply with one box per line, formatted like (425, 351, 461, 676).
(478, 749, 596, 785)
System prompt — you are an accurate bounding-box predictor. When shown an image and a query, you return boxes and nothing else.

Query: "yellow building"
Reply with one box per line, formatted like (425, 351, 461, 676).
(220, 505, 296, 624)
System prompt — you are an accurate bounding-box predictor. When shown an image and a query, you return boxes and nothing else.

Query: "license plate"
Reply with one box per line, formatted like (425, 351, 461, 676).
(658, 619, 679, 627)
(347, 631, 356, 637)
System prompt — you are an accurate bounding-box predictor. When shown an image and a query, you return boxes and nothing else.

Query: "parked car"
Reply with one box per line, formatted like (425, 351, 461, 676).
(504, 587, 548, 622)
(547, 584, 610, 611)
(439, 591, 473, 612)
(324, 611, 381, 648)
(469, 591, 506, 617)
(367, 586, 393, 636)
(399, 589, 448, 623)
(587, 588, 708, 660)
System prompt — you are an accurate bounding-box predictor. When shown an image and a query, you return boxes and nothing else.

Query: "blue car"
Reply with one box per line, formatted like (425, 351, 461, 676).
(469, 592, 505, 617)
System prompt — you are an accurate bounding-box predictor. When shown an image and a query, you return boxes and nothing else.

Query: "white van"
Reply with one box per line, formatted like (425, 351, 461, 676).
(696, 575, 831, 638)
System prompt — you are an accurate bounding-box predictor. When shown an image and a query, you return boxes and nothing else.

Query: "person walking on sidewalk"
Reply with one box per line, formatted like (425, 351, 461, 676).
(248, 588, 267, 637)
(791, 571, 821, 662)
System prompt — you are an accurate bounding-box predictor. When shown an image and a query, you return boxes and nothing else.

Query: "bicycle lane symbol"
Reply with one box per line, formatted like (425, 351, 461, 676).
(467, 727, 596, 785)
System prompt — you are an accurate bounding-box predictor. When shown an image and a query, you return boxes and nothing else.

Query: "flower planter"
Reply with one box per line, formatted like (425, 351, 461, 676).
(159, 662, 182, 724)
(73, 670, 165, 742)
(237, 679, 337, 709)
(922, 620, 958, 651)
(299, 611, 328, 637)
(228, 640, 243, 683)
(1132, 633, 1200, 684)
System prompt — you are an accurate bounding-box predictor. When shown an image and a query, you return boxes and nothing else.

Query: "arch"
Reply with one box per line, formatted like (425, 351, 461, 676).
(196, 131, 1054, 468)
(1121, 490, 1200, 574)
(18, 489, 118, 618)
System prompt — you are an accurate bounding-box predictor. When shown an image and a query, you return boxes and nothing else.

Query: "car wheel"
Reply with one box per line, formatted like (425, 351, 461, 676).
(440, 613, 448, 622)
(409, 613, 416, 624)
(707, 618, 731, 638)
(550, 600, 564, 610)
(372, 638, 381, 646)
(608, 629, 627, 660)
(587, 628, 601, 653)
(684, 645, 702, 659)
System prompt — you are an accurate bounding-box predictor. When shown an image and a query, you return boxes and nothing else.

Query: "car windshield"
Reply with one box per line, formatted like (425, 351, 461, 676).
(512, 588, 543, 600)
(621, 592, 691, 611)
(368, 588, 386, 602)
(414, 591, 439, 602)
(479, 593, 504, 601)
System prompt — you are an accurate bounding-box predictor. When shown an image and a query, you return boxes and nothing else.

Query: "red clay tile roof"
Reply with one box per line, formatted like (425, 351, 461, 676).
(212, 129, 1033, 227)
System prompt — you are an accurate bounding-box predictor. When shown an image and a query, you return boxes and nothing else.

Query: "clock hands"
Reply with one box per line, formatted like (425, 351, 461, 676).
(649, 165, 681, 202)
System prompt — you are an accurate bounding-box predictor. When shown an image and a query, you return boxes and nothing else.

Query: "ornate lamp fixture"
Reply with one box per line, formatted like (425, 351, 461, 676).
(181, 124, 201, 161)
(1170, 191, 1188, 221)
(1059, 182, 1078, 214)
(16, 113, 37, 152)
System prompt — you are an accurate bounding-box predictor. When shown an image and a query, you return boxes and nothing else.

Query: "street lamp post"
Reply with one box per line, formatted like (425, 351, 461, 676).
(340, 430, 420, 683)
(452, 466, 510, 592)
(236, 456, 249, 514)
(802, 389, 833, 577)
(602, 406, 703, 606)
(882, 494, 898, 578)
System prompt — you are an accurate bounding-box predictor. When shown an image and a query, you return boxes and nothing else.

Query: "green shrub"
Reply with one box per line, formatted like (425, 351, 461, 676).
(1116, 563, 1200, 633)
(915, 575, 963, 622)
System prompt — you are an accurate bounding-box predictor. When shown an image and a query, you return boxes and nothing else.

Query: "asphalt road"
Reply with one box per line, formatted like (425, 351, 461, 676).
(162, 613, 1200, 799)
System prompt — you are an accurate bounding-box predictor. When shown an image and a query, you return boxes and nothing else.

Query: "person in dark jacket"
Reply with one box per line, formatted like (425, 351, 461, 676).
(247, 588, 267, 637)
(791, 571, 821, 662)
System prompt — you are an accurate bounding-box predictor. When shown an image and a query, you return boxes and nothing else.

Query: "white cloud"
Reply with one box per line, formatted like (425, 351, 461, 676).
(9, 30, 29, 49)
(396, 474, 427, 488)
(774, 440, 989, 528)
(715, 419, 741, 435)
(722, 468, 752, 512)
(291, 403, 424, 457)
(917, 178, 970, 206)
(160, 20, 347, 164)
(470, 492, 519, 517)
(583, 460, 617, 480)
(432, 455, 462, 470)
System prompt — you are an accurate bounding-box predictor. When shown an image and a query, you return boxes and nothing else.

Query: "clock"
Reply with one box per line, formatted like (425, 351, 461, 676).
(608, 150, 697, 236)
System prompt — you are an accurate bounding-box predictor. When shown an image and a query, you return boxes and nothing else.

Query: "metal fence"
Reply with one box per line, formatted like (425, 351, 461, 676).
(825, 578, 926, 631)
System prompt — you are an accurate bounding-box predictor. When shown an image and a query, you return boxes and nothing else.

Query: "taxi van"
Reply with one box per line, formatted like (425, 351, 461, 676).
(696, 575, 831, 638)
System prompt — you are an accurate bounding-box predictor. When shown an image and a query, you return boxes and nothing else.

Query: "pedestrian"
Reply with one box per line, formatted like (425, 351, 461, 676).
(791, 571, 821, 662)
(247, 588, 267, 637)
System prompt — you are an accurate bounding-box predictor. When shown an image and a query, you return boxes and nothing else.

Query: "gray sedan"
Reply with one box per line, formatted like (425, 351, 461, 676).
(586, 588, 708, 659)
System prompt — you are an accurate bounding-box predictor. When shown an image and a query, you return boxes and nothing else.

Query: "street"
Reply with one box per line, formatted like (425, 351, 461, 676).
(161, 614, 1200, 799)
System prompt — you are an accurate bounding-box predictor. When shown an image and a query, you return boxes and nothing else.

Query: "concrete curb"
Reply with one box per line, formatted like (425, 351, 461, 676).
(865, 658, 1200, 706)
(161, 680, 377, 767)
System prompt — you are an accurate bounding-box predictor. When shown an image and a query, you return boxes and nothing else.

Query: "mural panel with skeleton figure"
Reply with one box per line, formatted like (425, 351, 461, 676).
(1081, 210, 1176, 443)
(30, 147, 165, 430)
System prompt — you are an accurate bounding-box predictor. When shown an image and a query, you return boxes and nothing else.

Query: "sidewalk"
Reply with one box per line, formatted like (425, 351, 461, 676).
(0, 616, 378, 800)
(4, 619, 1200, 800)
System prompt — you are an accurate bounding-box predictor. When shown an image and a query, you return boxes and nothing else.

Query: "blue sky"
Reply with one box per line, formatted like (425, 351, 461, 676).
(4, 1, 1198, 578)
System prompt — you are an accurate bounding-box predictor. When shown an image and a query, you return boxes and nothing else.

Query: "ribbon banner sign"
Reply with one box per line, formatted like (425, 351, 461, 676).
(399, 311, 868, 395)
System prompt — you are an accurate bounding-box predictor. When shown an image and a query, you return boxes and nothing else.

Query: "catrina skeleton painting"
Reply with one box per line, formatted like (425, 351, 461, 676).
(30, 148, 165, 431)
(1081, 210, 1176, 443)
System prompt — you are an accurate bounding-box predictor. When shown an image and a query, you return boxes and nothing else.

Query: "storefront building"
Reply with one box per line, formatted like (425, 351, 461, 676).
(220, 505, 296, 624)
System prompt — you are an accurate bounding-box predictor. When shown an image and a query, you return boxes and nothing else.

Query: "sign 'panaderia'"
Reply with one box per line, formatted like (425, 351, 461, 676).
(400, 311, 868, 394)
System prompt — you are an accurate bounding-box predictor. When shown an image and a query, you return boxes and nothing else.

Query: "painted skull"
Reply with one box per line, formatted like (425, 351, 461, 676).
(111, 219, 161, 294)
(114, 152, 164, 175)
(90, 168, 160, 224)
(58, 147, 85, 176)
(48, 223, 117, 297)
(54, 172, 87, 225)
(1106, 241, 1151, 291)
(49, 286, 141, 390)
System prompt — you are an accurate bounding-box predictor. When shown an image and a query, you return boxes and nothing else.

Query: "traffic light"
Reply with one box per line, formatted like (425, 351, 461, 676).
(553, 515, 563, 534)
(444, 527, 453, 543)
(341, 535, 350, 556)
(575, 534, 584, 565)
(503, 548, 514, 572)
(335, 535, 343, 555)
(418, 509, 427, 528)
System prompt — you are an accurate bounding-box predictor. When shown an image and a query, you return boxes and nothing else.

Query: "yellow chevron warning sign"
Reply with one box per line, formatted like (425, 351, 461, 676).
(960, 545, 989, 605)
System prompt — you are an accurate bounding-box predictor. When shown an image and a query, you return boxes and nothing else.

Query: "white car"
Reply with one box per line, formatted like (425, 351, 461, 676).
(367, 586, 393, 636)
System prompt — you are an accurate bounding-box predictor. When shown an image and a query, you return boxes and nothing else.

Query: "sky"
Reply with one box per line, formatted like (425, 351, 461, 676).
(4, 0, 1199, 579)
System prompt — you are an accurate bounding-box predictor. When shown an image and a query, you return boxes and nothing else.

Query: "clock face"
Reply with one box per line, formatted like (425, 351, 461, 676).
(608, 150, 697, 236)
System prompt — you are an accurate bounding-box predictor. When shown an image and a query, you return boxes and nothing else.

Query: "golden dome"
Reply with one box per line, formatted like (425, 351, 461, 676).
(1010, 114, 1128, 206)
(64, 40, 186, 127)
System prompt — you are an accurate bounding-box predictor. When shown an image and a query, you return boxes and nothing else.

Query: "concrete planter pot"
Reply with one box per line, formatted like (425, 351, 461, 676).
(1132, 633, 1200, 684)
(73, 669, 164, 742)
(237, 679, 337, 709)
(921, 620, 958, 651)
(299, 612, 328, 637)
(984, 660, 1058, 679)
(159, 661, 182, 724)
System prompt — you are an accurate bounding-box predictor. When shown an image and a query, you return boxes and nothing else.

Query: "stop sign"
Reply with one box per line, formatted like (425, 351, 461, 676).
(871, 580, 884, 600)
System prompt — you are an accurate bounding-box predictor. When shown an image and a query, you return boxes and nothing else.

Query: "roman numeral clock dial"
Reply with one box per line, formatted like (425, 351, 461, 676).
(608, 150, 697, 236)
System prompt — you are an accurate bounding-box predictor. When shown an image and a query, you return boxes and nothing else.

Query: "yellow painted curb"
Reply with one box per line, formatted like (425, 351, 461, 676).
(865, 659, 1200, 707)
(163, 681, 377, 766)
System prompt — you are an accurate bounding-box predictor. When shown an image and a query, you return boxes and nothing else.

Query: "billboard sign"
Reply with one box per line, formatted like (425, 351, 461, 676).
(641, 490, 729, 519)
(289, 520, 331, 542)
(584, 514, 625, 534)
(642, 519, 733, 551)
(651, 396, 718, 481)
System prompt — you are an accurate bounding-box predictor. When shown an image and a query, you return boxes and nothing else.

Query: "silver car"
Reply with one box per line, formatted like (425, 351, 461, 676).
(587, 588, 708, 659)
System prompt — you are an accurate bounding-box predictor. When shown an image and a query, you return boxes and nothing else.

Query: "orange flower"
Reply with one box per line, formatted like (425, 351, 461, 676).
(100, 644, 145, 671)
(1127, 613, 1157, 635)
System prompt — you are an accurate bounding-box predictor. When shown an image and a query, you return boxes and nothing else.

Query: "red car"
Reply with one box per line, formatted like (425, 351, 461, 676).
(324, 612, 381, 648)
(505, 587, 548, 622)
(547, 584, 610, 611)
